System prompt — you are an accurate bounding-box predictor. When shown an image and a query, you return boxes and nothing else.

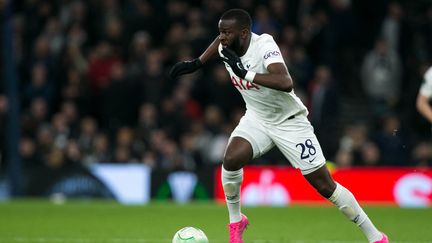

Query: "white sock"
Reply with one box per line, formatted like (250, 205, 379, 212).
(221, 166, 243, 223)
(328, 183, 382, 243)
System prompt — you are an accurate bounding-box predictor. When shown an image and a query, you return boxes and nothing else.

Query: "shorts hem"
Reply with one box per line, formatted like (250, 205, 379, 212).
(300, 161, 327, 175)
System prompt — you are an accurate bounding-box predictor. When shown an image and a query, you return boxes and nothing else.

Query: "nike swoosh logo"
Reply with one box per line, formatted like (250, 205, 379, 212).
(309, 157, 316, 163)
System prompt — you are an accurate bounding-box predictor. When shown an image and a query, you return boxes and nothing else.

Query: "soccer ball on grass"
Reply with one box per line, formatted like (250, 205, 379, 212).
(172, 226, 209, 243)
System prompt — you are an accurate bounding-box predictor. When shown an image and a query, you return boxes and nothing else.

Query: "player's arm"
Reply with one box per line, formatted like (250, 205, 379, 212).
(416, 94, 432, 123)
(221, 48, 293, 92)
(252, 63, 293, 92)
(198, 36, 220, 64)
(169, 36, 220, 79)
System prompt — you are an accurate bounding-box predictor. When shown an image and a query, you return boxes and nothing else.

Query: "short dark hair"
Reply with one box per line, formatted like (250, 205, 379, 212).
(220, 9, 252, 30)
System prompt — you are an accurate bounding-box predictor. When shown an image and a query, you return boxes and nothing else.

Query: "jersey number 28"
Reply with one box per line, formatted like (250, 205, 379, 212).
(296, 139, 316, 161)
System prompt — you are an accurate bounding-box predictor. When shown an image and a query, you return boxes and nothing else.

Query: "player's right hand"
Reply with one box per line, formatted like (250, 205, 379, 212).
(169, 58, 202, 79)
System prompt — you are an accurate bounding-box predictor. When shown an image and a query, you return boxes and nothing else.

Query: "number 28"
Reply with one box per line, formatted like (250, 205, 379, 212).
(296, 139, 316, 160)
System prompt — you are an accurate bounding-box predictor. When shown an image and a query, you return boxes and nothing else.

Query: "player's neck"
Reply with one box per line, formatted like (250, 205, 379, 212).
(238, 34, 251, 56)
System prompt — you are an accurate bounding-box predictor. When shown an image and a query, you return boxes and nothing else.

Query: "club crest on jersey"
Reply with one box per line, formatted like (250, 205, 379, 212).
(231, 76, 259, 90)
(264, 50, 281, 59)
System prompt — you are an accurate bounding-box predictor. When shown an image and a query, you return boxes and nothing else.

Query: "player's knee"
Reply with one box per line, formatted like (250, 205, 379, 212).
(223, 153, 243, 171)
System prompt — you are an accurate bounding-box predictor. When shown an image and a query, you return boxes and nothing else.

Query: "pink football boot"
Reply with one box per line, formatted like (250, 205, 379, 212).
(228, 214, 249, 243)
(373, 232, 389, 243)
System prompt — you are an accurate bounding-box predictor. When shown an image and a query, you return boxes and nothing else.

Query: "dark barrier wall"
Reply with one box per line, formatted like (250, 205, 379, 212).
(25, 164, 114, 199)
(22, 163, 215, 204)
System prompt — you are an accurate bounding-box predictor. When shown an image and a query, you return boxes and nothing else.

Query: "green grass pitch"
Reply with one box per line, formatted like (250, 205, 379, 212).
(0, 200, 431, 243)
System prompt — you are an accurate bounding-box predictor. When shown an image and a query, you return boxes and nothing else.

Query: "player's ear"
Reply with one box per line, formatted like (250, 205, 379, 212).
(240, 28, 249, 39)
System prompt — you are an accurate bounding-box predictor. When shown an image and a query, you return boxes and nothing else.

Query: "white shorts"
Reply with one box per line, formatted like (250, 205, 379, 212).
(230, 112, 326, 175)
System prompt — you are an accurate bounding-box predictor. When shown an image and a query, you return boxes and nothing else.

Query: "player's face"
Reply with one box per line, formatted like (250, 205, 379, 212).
(218, 19, 243, 53)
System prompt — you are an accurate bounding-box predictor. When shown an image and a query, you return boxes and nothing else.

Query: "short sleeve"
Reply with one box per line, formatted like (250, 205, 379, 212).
(259, 34, 285, 68)
(420, 67, 432, 98)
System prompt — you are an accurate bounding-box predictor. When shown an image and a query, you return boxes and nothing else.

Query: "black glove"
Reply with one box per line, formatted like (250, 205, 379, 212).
(169, 58, 203, 79)
(221, 48, 248, 79)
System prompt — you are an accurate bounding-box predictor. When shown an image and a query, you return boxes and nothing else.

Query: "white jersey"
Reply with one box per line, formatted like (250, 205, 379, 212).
(419, 66, 432, 98)
(218, 33, 307, 124)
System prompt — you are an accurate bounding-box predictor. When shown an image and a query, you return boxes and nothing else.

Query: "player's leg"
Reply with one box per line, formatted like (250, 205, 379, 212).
(222, 136, 253, 224)
(268, 114, 387, 243)
(222, 114, 274, 243)
(304, 166, 388, 243)
(222, 137, 251, 243)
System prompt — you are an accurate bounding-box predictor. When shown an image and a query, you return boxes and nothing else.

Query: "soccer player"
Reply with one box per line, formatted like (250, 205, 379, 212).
(170, 9, 388, 243)
(417, 66, 432, 125)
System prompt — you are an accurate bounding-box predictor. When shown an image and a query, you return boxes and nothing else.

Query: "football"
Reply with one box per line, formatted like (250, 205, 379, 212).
(172, 226, 209, 243)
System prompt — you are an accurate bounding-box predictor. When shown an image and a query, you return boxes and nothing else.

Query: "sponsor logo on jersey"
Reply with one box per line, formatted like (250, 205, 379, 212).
(231, 76, 260, 90)
(264, 50, 281, 59)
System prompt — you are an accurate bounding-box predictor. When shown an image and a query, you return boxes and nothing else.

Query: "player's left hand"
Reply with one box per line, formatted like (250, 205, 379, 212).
(221, 48, 248, 79)
(169, 58, 203, 80)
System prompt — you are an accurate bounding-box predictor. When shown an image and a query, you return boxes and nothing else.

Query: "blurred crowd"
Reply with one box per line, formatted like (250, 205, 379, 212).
(1, 0, 432, 178)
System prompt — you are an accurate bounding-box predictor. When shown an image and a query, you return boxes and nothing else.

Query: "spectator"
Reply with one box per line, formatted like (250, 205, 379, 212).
(115, 126, 141, 160)
(59, 0, 88, 28)
(87, 41, 121, 97)
(137, 49, 166, 104)
(46, 147, 65, 169)
(60, 68, 91, 115)
(113, 146, 134, 163)
(360, 142, 381, 167)
(373, 114, 410, 166)
(201, 106, 229, 165)
(334, 149, 354, 168)
(43, 17, 64, 57)
(135, 103, 159, 148)
(23, 63, 54, 109)
(61, 44, 88, 77)
(82, 133, 111, 165)
(380, 2, 411, 60)
(19, 137, 44, 171)
(361, 38, 402, 116)
(51, 113, 71, 150)
(338, 123, 370, 165)
(126, 31, 151, 81)
(77, 117, 98, 154)
(195, 63, 243, 117)
(160, 139, 195, 171)
(141, 150, 157, 170)
(36, 125, 55, 161)
(308, 65, 340, 158)
(103, 16, 124, 54)
(285, 46, 313, 92)
(29, 36, 55, 74)
(64, 140, 82, 166)
(60, 100, 80, 136)
(101, 62, 137, 131)
(159, 97, 189, 140)
(21, 97, 49, 137)
(411, 141, 432, 167)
